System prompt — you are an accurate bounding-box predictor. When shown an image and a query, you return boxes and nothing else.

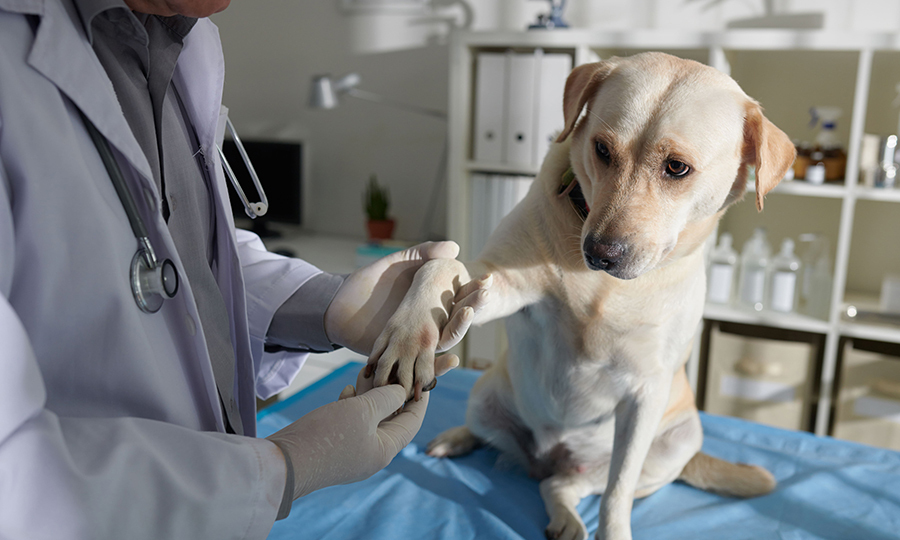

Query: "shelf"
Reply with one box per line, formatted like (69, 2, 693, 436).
(839, 295, 900, 344)
(466, 161, 539, 176)
(458, 29, 900, 54)
(839, 320, 900, 344)
(854, 186, 900, 202)
(704, 303, 830, 334)
(747, 179, 848, 198)
(772, 181, 848, 198)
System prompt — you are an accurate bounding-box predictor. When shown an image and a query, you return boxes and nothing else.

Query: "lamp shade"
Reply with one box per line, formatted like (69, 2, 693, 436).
(309, 75, 339, 109)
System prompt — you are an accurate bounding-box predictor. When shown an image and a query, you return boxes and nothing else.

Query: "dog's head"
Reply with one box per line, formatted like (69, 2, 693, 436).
(556, 53, 795, 280)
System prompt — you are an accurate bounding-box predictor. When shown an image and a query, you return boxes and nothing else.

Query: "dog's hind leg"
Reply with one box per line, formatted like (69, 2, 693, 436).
(678, 451, 776, 498)
(427, 365, 523, 459)
(541, 473, 594, 540)
(426, 425, 483, 457)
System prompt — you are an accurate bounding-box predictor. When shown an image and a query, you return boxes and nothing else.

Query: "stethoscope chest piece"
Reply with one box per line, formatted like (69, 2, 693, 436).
(79, 108, 262, 314)
(131, 241, 179, 314)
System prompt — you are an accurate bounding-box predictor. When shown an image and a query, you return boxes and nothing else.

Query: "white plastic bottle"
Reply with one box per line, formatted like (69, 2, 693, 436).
(768, 238, 801, 313)
(707, 233, 738, 304)
(738, 228, 770, 311)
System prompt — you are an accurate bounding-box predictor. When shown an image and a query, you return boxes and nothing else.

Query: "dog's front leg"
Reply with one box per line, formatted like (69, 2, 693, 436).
(598, 377, 671, 540)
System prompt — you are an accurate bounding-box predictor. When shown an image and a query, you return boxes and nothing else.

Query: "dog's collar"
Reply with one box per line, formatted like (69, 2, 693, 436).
(557, 167, 590, 219)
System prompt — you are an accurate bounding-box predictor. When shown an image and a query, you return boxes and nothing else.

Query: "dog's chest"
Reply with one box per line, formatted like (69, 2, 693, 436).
(504, 274, 700, 431)
(505, 294, 635, 430)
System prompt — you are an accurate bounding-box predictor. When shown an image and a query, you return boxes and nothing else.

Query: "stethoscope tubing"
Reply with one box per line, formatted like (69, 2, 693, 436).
(78, 108, 267, 313)
(78, 109, 176, 313)
(78, 109, 153, 258)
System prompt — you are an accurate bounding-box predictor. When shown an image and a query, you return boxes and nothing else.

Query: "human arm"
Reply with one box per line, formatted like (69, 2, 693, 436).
(242, 238, 491, 398)
(0, 161, 285, 540)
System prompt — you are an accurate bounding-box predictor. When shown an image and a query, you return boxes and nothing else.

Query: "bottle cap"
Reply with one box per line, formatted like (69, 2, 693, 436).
(806, 163, 826, 184)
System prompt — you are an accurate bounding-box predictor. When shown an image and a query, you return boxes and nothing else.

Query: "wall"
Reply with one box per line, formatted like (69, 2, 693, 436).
(212, 0, 900, 242)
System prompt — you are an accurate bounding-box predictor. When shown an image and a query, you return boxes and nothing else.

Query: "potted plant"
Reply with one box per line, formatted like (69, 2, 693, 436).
(364, 174, 395, 241)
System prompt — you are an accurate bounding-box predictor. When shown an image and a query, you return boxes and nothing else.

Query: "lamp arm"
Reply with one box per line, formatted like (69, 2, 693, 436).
(346, 88, 447, 119)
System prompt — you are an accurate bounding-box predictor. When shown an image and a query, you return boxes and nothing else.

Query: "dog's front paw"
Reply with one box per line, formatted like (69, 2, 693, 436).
(545, 507, 588, 540)
(367, 304, 442, 401)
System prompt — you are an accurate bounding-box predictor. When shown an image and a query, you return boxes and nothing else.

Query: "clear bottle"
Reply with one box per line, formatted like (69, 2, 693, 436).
(799, 234, 832, 320)
(707, 233, 738, 304)
(768, 238, 801, 313)
(738, 228, 770, 311)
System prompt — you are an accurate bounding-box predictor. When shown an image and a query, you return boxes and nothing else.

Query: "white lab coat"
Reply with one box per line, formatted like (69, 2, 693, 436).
(0, 0, 322, 538)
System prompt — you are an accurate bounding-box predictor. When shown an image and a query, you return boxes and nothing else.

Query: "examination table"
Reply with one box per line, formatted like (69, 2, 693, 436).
(258, 362, 900, 539)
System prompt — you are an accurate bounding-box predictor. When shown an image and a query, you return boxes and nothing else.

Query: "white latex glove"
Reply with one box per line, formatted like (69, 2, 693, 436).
(266, 374, 428, 500)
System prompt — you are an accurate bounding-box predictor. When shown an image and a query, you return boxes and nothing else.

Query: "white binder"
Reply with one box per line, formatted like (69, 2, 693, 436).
(469, 174, 489, 259)
(533, 53, 572, 165)
(473, 54, 507, 164)
(504, 53, 537, 167)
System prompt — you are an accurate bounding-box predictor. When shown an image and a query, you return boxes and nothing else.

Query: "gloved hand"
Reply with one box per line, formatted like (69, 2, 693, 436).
(266, 368, 428, 500)
(324, 241, 489, 374)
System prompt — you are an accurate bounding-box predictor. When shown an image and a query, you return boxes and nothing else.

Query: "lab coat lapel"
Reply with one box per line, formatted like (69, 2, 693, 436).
(25, 0, 156, 190)
(175, 19, 257, 434)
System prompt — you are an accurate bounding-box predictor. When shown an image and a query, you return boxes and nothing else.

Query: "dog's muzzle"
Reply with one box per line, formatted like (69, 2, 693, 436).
(583, 238, 626, 273)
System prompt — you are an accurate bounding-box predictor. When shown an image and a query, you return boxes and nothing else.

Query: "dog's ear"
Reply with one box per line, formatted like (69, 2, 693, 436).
(555, 61, 616, 143)
(737, 101, 796, 211)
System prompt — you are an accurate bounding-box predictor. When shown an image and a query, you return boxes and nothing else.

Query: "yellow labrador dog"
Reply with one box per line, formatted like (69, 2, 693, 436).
(368, 52, 796, 540)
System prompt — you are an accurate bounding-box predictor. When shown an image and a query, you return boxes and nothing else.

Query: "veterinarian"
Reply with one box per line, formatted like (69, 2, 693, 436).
(0, 0, 485, 538)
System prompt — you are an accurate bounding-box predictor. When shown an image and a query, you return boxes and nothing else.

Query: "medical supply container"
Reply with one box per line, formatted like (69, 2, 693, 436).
(707, 232, 737, 305)
(768, 238, 801, 313)
(737, 228, 770, 311)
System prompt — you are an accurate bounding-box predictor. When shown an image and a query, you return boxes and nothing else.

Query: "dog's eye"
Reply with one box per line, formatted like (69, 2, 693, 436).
(665, 160, 690, 178)
(595, 142, 611, 164)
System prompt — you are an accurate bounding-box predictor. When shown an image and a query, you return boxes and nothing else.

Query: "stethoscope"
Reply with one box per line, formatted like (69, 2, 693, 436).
(79, 110, 268, 313)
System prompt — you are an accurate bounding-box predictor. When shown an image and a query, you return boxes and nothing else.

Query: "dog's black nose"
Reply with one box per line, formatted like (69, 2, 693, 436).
(583, 239, 625, 271)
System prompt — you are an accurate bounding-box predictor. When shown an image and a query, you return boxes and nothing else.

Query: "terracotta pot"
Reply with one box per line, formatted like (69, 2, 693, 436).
(366, 219, 395, 240)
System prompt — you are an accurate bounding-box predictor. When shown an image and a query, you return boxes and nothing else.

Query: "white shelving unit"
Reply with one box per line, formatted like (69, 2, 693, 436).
(446, 29, 900, 437)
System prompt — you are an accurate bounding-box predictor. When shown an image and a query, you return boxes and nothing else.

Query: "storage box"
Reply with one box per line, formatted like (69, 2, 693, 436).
(832, 342, 900, 451)
(704, 326, 815, 431)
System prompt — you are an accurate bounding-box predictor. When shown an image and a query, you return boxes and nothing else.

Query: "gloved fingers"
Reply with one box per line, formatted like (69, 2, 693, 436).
(357, 384, 409, 423)
(356, 365, 375, 395)
(413, 349, 436, 402)
(376, 390, 429, 457)
(454, 285, 491, 316)
(434, 353, 460, 377)
(398, 241, 460, 263)
(338, 384, 356, 400)
(453, 272, 492, 303)
(436, 275, 491, 353)
(436, 305, 474, 353)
